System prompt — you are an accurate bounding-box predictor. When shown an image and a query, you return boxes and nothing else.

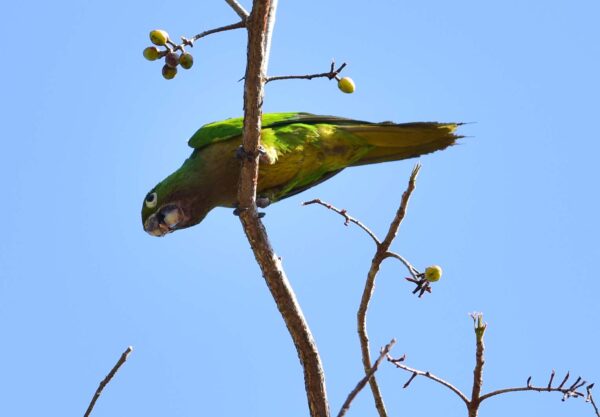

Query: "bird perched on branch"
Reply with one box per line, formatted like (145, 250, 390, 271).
(142, 112, 461, 236)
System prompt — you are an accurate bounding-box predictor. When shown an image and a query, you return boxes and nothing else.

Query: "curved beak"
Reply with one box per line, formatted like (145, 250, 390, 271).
(144, 204, 185, 237)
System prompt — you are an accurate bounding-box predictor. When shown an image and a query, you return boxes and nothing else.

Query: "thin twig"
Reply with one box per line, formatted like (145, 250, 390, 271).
(237, 1, 329, 417)
(192, 20, 246, 41)
(468, 313, 487, 417)
(386, 355, 470, 405)
(224, 0, 249, 19)
(83, 346, 133, 417)
(548, 370, 555, 389)
(357, 164, 422, 417)
(267, 61, 347, 83)
(164, 21, 247, 54)
(588, 385, 600, 417)
(302, 198, 380, 246)
(384, 251, 419, 279)
(379, 164, 421, 249)
(479, 385, 585, 402)
(337, 340, 396, 417)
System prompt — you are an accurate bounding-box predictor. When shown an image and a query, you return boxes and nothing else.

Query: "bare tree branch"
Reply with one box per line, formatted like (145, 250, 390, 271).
(84, 346, 133, 417)
(468, 313, 487, 417)
(267, 61, 347, 83)
(386, 355, 470, 405)
(224, 0, 249, 20)
(478, 384, 585, 402)
(190, 20, 246, 42)
(389, 315, 596, 417)
(304, 165, 423, 417)
(358, 163, 421, 417)
(384, 251, 419, 279)
(337, 339, 396, 417)
(587, 385, 600, 417)
(237, 1, 329, 416)
(302, 198, 380, 246)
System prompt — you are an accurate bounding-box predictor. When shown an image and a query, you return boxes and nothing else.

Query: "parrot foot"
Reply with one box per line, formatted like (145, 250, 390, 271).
(232, 204, 267, 219)
(232, 207, 246, 216)
(232, 203, 247, 216)
(256, 196, 271, 208)
(235, 145, 273, 164)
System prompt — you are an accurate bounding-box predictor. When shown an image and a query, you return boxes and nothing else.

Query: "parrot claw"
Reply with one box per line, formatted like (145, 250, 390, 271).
(232, 206, 266, 219)
(235, 146, 250, 161)
(235, 145, 274, 164)
(232, 206, 247, 216)
(256, 196, 271, 208)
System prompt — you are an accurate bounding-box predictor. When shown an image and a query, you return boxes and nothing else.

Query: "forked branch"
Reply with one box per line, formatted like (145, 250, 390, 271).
(304, 164, 432, 417)
(165, 21, 247, 53)
(267, 61, 348, 83)
(388, 314, 596, 417)
(337, 340, 396, 417)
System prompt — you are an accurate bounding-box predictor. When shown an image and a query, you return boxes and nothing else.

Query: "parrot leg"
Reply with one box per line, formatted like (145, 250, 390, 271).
(235, 145, 274, 164)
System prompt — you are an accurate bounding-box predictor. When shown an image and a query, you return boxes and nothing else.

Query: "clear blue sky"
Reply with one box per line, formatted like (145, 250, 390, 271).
(1, 1, 599, 416)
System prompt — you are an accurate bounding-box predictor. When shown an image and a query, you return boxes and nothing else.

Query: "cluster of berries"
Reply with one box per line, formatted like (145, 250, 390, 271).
(143, 30, 194, 80)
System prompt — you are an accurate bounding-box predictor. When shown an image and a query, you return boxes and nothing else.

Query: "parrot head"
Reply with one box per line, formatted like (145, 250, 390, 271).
(142, 191, 186, 237)
(141, 170, 210, 237)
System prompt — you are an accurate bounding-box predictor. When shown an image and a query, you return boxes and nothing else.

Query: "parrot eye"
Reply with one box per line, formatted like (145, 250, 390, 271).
(145, 192, 158, 208)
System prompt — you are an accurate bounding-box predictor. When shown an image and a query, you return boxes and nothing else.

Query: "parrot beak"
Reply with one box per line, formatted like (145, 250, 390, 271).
(144, 204, 185, 237)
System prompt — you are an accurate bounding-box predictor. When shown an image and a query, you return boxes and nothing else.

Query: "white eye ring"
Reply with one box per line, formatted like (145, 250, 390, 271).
(145, 192, 158, 208)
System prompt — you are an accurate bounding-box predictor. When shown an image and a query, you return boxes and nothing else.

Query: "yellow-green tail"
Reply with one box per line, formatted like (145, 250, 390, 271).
(346, 122, 462, 166)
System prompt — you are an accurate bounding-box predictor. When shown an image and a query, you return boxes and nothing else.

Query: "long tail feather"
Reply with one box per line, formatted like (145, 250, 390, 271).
(344, 122, 462, 166)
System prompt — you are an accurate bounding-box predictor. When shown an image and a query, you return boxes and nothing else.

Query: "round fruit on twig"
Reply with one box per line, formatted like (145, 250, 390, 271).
(150, 29, 169, 46)
(179, 53, 194, 70)
(143, 46, 160, 61)
(162, 64, 177, 80)
(337, 77, 355, 94)
(424, 265, 443, 282)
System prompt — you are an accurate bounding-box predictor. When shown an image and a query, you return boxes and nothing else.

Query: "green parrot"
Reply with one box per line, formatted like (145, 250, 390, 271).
(142, 112, 461, 236)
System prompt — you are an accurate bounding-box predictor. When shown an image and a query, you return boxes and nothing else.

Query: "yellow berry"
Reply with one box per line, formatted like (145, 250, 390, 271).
(143, 46, 160, 61)
(337, 77, 355, 94)
(179, 53, 194, 69)
(150, 29, 169, 46)
(424, 265, 443, 282)
(162, 64, 177, 80)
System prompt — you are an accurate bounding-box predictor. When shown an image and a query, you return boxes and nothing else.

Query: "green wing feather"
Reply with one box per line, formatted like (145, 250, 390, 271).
(188, 112, 304, 149)
(187, 112, 376, 149)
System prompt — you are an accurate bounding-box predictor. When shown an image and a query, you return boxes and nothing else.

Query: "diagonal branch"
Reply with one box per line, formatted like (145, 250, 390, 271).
(237, 1, 329, 416)
(190, 20, 246, 42)
(304, 165, 423, 417)
(358, 164, 421, 417)
(337, 340, 396, 417)
(224, 0, 249, 20)
(84, 346, 133, 417)
(386, 355, 470, 405)
(302, 198, 380, 246)
(588, 385, 600, 417)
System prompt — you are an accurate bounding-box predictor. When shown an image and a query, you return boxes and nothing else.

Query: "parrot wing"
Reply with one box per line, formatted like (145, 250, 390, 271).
(187, 112, 371, 149)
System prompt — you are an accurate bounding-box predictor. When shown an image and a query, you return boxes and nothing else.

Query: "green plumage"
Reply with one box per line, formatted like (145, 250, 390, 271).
(142, 112, 461, 236)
